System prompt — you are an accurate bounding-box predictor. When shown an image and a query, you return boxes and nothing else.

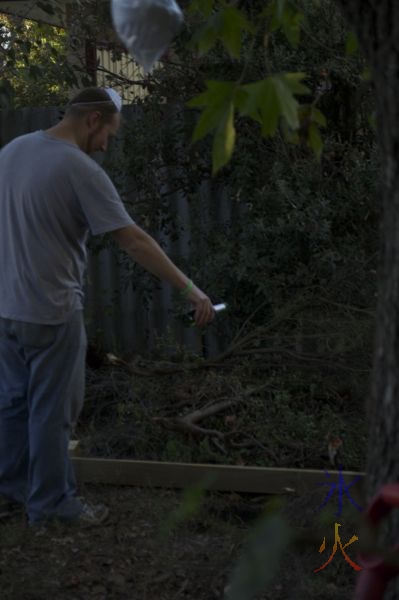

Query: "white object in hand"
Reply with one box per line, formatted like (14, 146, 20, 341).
(213, 303, 227, 313)
(111, 0, 184, 73)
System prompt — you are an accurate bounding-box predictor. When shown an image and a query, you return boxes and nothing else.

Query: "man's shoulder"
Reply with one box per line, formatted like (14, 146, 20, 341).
(1, 131, 38, 150)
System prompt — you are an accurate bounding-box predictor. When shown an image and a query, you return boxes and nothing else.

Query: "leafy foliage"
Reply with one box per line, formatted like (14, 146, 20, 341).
(267, 0, 304, 47)
(190, 5, 254, 58)
(74, 2, 371, 367)
(187, 0, 328, 172)
(0, 13, 77, 108)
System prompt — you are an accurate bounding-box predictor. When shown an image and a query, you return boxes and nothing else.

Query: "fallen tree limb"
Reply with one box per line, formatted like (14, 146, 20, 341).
(153, 387, 271, 453)
(153, 416, 225, 439)
(153, 398, 239, 440)
(154, 384, 268, 430)
(107, 342, 368, 376)
(181, 398, 240, 424)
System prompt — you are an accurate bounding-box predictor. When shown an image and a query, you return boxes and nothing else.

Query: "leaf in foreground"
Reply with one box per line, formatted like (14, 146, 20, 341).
(212, 101, 236, 174)
(225, 514, 292, 600)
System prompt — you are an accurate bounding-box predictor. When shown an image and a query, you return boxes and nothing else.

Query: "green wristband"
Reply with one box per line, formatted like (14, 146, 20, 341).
(180, 280, 194, 297)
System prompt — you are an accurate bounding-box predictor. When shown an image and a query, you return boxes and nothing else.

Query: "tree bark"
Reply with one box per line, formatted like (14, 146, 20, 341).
(335, 1, 399, 597)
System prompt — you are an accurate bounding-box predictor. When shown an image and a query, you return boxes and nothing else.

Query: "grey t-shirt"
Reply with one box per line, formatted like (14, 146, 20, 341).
(0, 130, 135, 324)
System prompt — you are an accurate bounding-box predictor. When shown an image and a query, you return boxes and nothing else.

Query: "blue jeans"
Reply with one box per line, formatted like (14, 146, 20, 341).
(0, 310, 87, 523)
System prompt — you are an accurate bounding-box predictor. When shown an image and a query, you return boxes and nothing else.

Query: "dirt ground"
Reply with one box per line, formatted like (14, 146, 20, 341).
(0, 482, 362, 600)
(0, 353, 367, 600)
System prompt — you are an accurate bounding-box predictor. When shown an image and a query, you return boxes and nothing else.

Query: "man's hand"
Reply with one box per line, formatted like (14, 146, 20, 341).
(187, 285, 215, 327)
(111, 226, 216, 326)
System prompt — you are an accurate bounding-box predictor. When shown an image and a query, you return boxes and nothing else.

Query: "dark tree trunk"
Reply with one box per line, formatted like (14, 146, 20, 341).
(335, 1, 399, 597)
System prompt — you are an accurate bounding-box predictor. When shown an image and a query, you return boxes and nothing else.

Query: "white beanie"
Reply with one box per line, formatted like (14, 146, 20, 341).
(68, 88, 122, 112)
(102, 87, 122, 112)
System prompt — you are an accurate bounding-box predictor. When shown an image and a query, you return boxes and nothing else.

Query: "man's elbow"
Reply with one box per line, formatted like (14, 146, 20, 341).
(111, 224, 150, 255)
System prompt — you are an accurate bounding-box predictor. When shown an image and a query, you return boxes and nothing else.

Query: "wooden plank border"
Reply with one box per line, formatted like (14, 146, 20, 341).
(72, 456, 365, 496)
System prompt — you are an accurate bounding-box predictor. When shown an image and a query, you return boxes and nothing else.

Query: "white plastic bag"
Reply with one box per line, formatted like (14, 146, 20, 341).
(111, 0, 184, 73)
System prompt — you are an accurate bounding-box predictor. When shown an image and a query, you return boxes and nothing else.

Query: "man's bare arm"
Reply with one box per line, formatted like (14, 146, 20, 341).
(111, 224, 214, 326)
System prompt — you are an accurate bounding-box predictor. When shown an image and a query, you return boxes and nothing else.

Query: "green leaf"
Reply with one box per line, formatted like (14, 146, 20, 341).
(188, 0, 214, 17)
(259, 80, 280, 136)
(238, 74, 308, 136)
(298, 104, 326, 129)
(226, 514, 292, 600)
(311, 107, 327, 127)
(188, 80, 235, 108)
(190, 6, 254, 58)
(238, 81, 258, 115)
(221, 7, 254, 58)
(188, 80, 236, 142)
(234, 86, 262, 124)
(269, 7, 282, 33)
(237, 80, 279, 135)
(272, 76, 300, 129)
(190, 13, 222, 55)
(274, 74, 309, 130)
(308, 123, 323, 159)
(192, 104, 226, 141)
(160, 476, 214, 537)
(212, 101, 236, 174)
(282, 9, 303, 47)
(283, 128, 300, 144)
(267, 2, 303, 46)
(276, 0, 286, 21)
(281, 72, 309, 95)
(345, 31, 359, 56)
(265, 0, 282, 29)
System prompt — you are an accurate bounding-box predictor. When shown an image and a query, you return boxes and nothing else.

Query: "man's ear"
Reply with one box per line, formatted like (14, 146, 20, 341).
(87, 111, 102, 129)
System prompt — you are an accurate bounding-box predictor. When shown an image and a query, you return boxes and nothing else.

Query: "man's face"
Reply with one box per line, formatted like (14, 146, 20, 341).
(85, 111, 121, 154)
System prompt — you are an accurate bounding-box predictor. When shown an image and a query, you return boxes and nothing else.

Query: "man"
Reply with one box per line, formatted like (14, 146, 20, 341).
(0, 87, 214, 527)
